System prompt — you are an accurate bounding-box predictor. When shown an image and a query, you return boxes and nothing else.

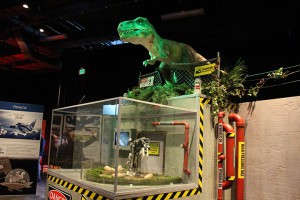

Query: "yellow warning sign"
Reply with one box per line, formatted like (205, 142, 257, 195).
(148, 142, 160, 156)
(238, 142, 245, 179)
(194, 63, 216, 76)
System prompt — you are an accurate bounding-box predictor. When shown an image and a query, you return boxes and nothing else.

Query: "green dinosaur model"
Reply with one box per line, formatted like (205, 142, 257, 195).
(117, 17, 207, 83)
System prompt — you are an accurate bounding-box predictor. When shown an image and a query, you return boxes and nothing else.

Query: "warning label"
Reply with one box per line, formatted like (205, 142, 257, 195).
(238, 142, 245, 179)
(194, 63, 216, 76)
(139, 76, 154, 88)
(218, 168, 223, 189)
(148, 142, 160, 156)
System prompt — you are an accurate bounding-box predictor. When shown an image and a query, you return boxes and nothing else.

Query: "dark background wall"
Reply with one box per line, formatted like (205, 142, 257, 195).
(58, 35, 299, 106)
(0, 32, 299, 129)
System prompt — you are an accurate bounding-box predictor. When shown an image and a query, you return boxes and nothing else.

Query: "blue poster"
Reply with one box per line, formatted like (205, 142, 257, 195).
(0, 101, 43, 141)
(0, 101, 44, 195)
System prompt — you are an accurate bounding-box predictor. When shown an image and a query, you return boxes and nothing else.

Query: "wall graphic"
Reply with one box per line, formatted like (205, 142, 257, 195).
(64, 115, 102, 164)
(0, 101, 43, 195)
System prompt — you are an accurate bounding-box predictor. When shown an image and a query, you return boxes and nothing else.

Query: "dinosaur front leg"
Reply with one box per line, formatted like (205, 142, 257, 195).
(143, 58, 157, 66)
(143, 52, 157, 66)
(158, 62, 172, 84)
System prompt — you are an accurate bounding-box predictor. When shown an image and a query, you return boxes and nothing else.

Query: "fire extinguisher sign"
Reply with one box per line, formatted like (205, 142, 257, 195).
(238, 142, 245, 179)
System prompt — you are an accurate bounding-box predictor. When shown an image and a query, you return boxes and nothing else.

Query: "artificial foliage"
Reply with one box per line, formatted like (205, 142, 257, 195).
(127, 83, 193, 105)
(126, 59, 288, 117)
(85, 167, 182, 185)
(247, 67, 287, 97)
(202, 59, 247, 116)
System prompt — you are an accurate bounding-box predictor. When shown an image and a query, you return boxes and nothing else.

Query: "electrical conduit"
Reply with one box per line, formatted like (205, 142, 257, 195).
(217, 112, 225, 200)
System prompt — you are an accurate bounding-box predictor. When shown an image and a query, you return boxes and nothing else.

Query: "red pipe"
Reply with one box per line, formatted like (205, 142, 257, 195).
(229, 113, 245, 200)
(218, 111, 225, 123)
(222, 122, 236, 190)
(151, 121, 191, 175)
(217, 112, 236, 200)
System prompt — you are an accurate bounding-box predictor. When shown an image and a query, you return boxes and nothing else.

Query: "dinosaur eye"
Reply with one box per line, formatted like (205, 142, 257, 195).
(136, 18, 144, 25)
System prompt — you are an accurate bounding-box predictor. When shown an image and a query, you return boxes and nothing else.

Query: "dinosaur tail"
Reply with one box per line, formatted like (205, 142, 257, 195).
(186, 44, 207, 62)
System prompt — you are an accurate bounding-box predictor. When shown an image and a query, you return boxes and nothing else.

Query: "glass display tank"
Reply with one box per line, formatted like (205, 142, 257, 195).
(47, 97, 199, 199)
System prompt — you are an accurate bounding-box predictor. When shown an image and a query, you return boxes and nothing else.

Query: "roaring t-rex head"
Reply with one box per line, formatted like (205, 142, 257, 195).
(117, 17, 158, 45)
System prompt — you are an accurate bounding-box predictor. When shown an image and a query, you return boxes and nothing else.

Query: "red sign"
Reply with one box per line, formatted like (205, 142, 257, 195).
(48, 190, 67, 200)
(48, 185, 72, 200)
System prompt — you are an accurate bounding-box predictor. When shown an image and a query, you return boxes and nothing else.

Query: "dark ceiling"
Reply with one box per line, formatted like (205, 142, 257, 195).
(0, 0, 299, 73)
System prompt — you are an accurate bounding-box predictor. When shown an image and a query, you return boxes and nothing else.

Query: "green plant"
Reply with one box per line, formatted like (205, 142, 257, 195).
(126, 60, 288, 117)
(202, 61, 289, 116)
(85, 167, 182, 185)
(247, 67, 288, 97)
(127, 82, 193, 104)
(202, 59, 247, 116)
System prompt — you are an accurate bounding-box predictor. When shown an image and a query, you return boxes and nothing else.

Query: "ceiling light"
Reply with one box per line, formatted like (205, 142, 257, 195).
(161, 8, 204, 21)
(23, 4, 29, 9)
(39, 34, 68, 42)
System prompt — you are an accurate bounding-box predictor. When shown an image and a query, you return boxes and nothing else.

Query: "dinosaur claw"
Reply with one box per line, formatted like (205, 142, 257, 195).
(143, 60, 148, 67)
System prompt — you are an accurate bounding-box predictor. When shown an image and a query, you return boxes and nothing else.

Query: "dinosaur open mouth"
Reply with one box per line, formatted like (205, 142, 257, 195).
(118, 29, 139, 36)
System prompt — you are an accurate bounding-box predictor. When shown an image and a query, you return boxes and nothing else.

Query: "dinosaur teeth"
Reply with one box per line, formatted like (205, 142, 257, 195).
(120, 29, 137, 35)
(124, 30, 133, 34)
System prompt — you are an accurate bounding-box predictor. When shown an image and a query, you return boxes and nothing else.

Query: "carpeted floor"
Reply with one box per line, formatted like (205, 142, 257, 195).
(1, 174, 47, 200)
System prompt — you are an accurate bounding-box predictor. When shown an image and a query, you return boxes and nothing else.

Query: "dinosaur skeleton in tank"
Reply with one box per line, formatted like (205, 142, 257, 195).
(126, 137, 150, 174)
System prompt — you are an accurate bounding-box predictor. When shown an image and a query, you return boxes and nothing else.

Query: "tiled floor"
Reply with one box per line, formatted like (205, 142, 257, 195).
(1, 174, 47, 200)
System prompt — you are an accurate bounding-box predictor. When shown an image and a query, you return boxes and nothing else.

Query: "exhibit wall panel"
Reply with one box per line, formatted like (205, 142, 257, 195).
(238, 96, 300, 200)
(169, 95, 216, 200)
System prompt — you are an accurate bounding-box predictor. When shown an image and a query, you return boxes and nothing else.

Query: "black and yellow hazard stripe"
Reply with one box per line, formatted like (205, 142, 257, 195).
(198, 97, 211, 192)
(226, 176, 236, 182)
(48, 175, 201, 200)
(81, 195, 88, 200)
(226, 132, 235, 138)
(48, 175, 110, 200)
(227, 103, 237, 112)
(130, 188, 200, 200)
